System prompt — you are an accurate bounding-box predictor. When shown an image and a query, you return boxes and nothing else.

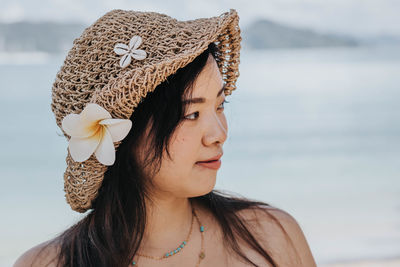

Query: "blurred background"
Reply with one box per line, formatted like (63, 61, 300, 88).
(0, 0, 399, 266)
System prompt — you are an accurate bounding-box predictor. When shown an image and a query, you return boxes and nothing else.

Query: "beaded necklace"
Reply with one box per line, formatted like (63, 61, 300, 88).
(130, 202, 205, 266)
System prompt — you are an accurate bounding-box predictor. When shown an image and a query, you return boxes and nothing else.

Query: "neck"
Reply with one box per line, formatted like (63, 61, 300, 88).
(139, 197, 194, 254)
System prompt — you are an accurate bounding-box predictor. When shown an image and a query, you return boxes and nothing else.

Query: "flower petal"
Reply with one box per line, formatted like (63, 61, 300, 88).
(129, 35, 142, 50)
(120, 53, 132, 68)
(62, 113, 96, 138)
(114, 43, 129, 55)
(62, 114, 82, 136)
(94, 127, 115, 166)
(68, 132, 102, 162)
(99, 119, 132, 142)
(131, 49, 147, 60)
(80, 103, 111, 125)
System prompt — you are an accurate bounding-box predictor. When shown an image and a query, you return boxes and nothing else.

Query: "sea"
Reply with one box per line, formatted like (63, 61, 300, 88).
(0, 44, 399, 266)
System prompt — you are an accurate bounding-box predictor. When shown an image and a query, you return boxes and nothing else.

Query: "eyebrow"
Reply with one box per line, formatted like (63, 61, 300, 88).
(183, 84, 226, 104)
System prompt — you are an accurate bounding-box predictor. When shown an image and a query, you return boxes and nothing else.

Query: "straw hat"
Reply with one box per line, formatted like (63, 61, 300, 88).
(51, 8, 242, 213)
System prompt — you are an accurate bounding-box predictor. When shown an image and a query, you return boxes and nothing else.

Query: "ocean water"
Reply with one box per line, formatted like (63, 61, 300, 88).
(0, 44, 399, 266)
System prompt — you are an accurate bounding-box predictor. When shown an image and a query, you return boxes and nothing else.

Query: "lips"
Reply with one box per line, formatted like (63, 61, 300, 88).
(196, 159, 222, 170)
(201, 160, 217, 163)
(196, 153, 223, 163)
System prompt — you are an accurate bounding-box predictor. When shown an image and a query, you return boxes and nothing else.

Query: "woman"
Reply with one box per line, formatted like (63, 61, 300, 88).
(14, 8, 316, 267)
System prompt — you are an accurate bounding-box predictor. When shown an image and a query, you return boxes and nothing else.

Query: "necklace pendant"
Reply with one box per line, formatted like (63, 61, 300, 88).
(199, 251, 205, 259)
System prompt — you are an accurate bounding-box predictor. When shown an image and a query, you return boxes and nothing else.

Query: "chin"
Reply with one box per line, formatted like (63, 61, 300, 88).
(194, 174, 217, 196)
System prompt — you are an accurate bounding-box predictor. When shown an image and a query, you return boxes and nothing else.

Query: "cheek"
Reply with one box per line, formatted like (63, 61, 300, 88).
(162, 127, 201, 172)
(172, 133, 199, 164)
(156, 135, 199, 186)
(152, 127, 217, 196)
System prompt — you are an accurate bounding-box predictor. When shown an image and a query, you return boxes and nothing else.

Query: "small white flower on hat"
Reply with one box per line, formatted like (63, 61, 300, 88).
(61, 103, 132, 166)
(114, 35, 147, 68)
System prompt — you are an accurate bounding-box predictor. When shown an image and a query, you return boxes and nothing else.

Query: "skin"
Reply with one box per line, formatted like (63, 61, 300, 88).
(135, 53, 228, 256)
(13, 54, 317, 266)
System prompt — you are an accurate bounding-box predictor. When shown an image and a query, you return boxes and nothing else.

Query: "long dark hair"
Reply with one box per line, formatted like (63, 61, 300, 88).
(35, 42, 297, 267)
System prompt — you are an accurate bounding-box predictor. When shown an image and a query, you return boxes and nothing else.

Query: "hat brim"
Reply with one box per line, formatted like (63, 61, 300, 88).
(60, 9, 241, 212)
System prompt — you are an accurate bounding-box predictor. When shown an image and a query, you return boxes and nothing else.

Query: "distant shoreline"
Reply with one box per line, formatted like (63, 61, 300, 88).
(1, 43, 399, 65)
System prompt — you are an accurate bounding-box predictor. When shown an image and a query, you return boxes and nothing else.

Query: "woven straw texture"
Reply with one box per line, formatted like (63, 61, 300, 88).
(51, 8, 242, 213)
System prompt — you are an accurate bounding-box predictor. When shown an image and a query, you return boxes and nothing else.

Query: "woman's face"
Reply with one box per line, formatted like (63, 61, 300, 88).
(139, 54, 228, 200)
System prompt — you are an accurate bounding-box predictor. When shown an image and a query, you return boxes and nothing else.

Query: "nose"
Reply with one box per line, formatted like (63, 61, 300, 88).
(202, 111, 227, 147)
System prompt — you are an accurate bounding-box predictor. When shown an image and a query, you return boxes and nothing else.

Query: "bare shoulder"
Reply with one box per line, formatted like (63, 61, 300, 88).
(236, 205, 317, 267)
(13, 238, 61, 267)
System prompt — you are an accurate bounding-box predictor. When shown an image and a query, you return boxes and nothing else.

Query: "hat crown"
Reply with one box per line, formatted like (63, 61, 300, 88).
(51, 8, 241, 212)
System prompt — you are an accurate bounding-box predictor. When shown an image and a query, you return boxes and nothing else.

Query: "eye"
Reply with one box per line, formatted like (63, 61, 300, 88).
(183, 99, 229, 121)
(218, 99, 229, 110)
(184, 111, 199, 120)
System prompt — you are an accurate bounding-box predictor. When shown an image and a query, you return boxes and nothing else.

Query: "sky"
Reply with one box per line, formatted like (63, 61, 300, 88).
(0, 0, 399, 37)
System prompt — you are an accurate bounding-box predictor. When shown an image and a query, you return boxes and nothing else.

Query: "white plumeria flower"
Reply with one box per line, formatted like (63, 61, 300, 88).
(61, 103, 132, 166)
(114, 35, 147, 68)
